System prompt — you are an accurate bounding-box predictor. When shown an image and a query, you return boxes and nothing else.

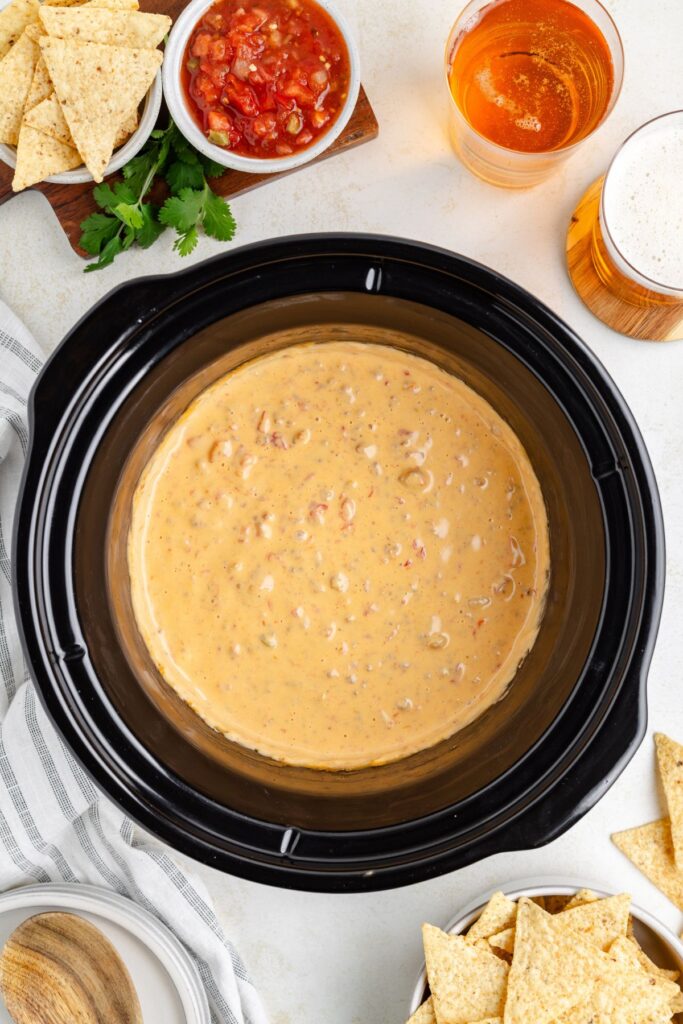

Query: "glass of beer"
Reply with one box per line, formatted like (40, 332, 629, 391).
(567, 111, 683, 341)
(445, 0, 624, 188)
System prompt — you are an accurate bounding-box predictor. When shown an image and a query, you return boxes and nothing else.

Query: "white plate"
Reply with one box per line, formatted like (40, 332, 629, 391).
(0, 883, 210, 1024)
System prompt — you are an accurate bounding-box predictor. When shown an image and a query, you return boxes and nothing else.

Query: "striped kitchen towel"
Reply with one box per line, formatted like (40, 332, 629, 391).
(0, 300, 269, 1024)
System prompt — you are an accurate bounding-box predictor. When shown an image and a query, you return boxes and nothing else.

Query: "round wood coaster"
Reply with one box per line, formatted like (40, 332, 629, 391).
(0, 912, 143, 1024)
(566, 177, 683, 342)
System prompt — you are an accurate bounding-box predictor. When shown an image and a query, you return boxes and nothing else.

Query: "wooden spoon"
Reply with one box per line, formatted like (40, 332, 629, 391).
(0, 911, 143, 1024)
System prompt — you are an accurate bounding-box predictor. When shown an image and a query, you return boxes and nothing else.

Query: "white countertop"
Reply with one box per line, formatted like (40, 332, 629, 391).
(2, 1, 683, 1021)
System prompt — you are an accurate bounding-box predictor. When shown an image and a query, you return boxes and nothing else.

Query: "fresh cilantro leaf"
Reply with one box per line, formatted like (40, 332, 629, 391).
(156, 127, 175, 173)
(137, 203, 165, 248)
(113, 181, 138, 204)
(113, 202, 145, 230)
(84, 233, 124, 272)
(170, 128, 201, 165)
(92, 182, 119, 211)
(93, 181, 136, 211)
(79, 211, 120, 255)
(159, 186, 206, 233)
(202, 189, 236, 242)
(122, 150, 157, 196)
(121, 224, 137, 251)
(165, 159, 205, 194)
(199, 156, 226, 180)
(174, 226, 199, 257)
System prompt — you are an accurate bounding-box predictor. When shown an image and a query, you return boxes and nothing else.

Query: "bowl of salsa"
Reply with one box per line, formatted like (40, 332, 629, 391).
(162, 0, 360, 172)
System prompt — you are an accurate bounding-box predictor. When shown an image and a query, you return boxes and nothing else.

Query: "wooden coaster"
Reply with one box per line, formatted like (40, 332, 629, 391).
(0, 912, 142, 1024)
(566, 176, 683, 342)
(0, 87, 378, 257)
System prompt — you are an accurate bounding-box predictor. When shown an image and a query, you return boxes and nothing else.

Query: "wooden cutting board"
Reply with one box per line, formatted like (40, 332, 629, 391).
(0, 0, 379, 256)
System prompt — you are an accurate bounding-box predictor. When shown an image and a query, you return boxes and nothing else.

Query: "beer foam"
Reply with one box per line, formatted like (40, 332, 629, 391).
(515, 115, 542, 133)
(474, 67, 520, 115)
(603, 121, 683, 290)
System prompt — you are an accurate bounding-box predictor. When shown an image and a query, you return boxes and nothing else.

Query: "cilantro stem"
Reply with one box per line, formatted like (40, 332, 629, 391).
(80, 119, 236, 271)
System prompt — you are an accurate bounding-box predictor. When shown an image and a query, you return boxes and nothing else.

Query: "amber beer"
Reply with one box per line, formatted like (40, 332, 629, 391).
(445, 0, 623, 187)
(567, 112, 683, 342)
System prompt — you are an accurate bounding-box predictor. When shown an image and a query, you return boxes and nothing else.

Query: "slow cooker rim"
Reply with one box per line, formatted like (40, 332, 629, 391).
(13, 234, 664, 890)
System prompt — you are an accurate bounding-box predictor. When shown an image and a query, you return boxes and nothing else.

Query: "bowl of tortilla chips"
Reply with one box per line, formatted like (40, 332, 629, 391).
(0, 0, 168, 190)
(408, 879, 683, 1024)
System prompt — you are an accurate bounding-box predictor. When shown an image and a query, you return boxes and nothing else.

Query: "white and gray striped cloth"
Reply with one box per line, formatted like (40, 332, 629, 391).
(0, 300, 268, 1024)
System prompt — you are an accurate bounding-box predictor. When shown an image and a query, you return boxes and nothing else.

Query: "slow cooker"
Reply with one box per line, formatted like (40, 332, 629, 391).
(14, 235, 664, 891)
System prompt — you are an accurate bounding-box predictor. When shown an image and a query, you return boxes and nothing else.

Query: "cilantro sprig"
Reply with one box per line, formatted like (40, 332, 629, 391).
(79, 120, 236, 271)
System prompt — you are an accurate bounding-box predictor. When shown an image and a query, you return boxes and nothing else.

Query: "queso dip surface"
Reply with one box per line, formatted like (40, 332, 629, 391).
(128, 342, 550, 769)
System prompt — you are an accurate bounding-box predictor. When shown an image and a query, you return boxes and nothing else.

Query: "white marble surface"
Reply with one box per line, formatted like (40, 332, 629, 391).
(2, 1, 683, 1021)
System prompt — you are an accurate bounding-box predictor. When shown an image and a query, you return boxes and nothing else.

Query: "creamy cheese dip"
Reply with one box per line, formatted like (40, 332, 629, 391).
(128, 342, 550, 770)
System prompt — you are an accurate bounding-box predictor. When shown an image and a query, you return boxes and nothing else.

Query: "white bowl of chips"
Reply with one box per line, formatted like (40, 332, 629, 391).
(408, 878, 683, 1024)
(0, 71, 162, 186)
(0, 0, 168, 190)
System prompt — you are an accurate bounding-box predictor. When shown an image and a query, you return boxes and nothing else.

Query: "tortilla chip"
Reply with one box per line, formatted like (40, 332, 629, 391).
(24, 92, 137, 149)
(39, 36, 161, 181)
(0, 0, 38, 59)
(554, 1002, 672, 1024)
(85, 0, 140, 8)
(22, 21, 42, 40)
(507, 899, 675, 1024)
(24, 53, 52, 110)
(504, 899, 602, 1024)
(627, 936, 680, 982)
(12, 121, 81, 189)
(422, 924, 508, 1024)
(466, 893, 518, 946)
(607, 936, 683, 1017)
(563, 888, 599, 912)
(607, 935, 682, 1005)
(43, 0, 139, 7)
(0, 28, 38, 144)
(39, 6, 170, 48)
(406, 997, 435, 1024)
(612, 818, 683, 910)
(555, 892, 631, 951)
(487, 894, 630, 956)
(655, 733, 683, 870)
(114, 109, 137, 147)
(487, 928, 515, 954)
(24, 92, 70, 143)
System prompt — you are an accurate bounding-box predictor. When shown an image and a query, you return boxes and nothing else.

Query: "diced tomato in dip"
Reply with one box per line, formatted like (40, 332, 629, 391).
(182, 0, 351, 157)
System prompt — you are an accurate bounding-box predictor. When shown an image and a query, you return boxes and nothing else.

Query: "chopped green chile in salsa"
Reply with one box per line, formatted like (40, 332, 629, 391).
(182, 0, 351, 157)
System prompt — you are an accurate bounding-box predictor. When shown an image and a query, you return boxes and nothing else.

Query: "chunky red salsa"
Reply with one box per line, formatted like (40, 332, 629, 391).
(182, 0, 351, 158)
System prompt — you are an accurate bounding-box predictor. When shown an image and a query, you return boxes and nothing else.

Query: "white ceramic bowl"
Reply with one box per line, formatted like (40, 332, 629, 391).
(408, 876, 683, 1017)
(162, 0, 361, 173)
(0, 70, 162, 186)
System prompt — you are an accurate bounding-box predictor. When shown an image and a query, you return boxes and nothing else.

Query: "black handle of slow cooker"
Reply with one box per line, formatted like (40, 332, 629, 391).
(499, 667, 646, 856)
